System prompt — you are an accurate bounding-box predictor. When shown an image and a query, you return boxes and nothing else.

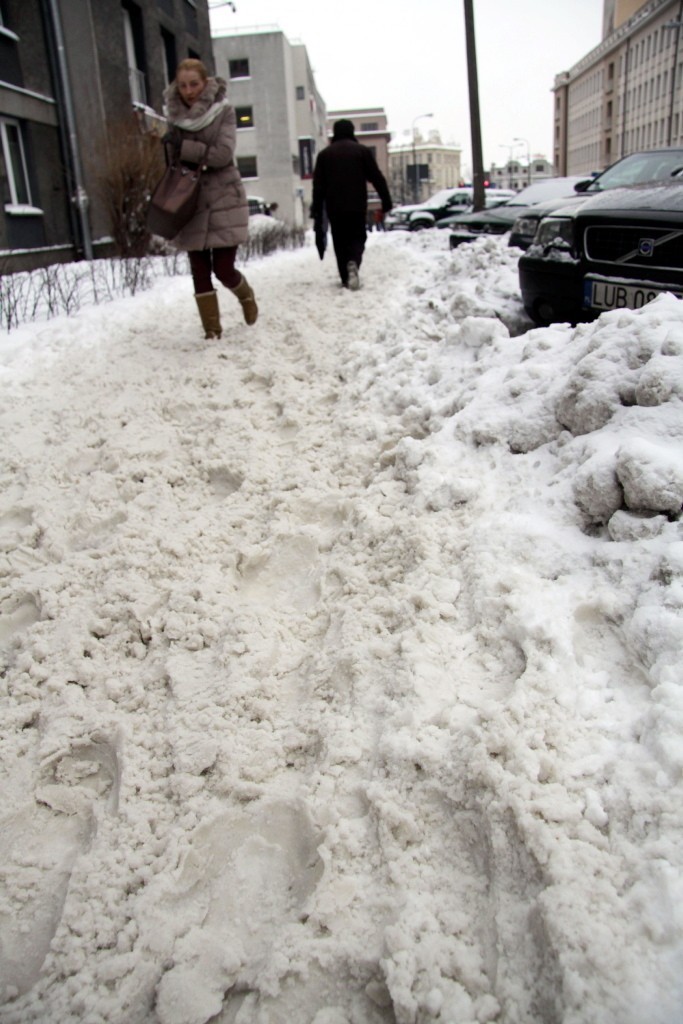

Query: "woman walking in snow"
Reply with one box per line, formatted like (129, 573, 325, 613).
(163, 58, 257, 338)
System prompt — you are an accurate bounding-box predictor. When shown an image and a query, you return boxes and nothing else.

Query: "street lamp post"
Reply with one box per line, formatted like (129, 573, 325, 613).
(514, 137, 531, 186)
(665, 6, 683, 146)
(411, 113, 433, 202)
(498, 143, 515, 188)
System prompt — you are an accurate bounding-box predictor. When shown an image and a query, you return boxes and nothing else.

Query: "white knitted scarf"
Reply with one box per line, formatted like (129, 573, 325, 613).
(171, 98, 229, 132)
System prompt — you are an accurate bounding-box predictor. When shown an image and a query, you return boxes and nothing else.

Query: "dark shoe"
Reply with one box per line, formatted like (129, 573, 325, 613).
(346, 261, 360, 291)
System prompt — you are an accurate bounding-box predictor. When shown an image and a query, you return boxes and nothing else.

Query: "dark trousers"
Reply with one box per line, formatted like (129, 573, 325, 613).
(329, 213, 367, 285)
(188, 247, 241, 293)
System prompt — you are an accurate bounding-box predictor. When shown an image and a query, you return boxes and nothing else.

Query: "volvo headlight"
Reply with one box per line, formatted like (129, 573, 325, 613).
(535, 216, 575, 251)
(512, 215, 540, 238)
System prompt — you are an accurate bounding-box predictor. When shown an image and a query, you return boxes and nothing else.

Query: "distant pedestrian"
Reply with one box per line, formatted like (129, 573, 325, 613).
(162, 58, 257, 338)
(312, 119, 392, 290)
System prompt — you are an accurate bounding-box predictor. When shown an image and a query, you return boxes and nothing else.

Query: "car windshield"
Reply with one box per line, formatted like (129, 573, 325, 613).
(586, 150, 683, 191)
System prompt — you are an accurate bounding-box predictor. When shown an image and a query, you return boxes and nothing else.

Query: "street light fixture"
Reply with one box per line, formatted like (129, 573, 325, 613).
(411, 113, 433, 202)
(514, 137, 531, 186)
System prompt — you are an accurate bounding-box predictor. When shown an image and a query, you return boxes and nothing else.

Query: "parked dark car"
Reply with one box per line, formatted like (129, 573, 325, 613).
(518, 181, 683, 326)
(247, 195, 272, 216)
(386, 188, 518, 230)
(508, 148, 683, 249)
(435, 191, 520, 228)
(386, 188, 475, 230)
(445, 177, 589, 247)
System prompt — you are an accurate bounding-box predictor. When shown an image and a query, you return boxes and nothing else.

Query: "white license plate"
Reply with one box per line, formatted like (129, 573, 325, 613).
(584, 278, 681, 311)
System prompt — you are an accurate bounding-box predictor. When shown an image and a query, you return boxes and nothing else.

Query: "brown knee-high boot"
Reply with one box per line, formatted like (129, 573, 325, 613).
(230, 274, 258, 326)
(194, 291, 222, 339)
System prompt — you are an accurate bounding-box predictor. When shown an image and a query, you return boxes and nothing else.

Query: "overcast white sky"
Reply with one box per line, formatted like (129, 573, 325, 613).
(209, 0, 604, 175)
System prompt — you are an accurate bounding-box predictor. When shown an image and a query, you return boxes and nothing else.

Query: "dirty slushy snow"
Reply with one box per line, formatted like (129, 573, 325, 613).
(1, 231, 682, 1024)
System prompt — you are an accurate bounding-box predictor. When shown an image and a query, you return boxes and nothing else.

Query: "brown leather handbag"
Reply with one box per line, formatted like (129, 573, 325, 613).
(146, 159, 202, 239)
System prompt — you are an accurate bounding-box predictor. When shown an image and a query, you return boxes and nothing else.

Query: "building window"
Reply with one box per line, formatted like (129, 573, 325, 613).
(237, 155, 257, 178)
(296, 85, 305, 100)
(183, 0, 198, 36)
(361, 122, 378, 131)
(0, 1, 18, 39)
(1, 118, 32, 206)
(235, 106, 254, 128)
(229, 58, 250, 79)
(0, 1, 21, 83)
(122, 3, 147, 106)
(160, 26, 177, 86)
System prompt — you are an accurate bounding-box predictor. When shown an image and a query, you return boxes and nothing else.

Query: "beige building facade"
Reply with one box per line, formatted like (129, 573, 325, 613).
(487, 157, 555, 191)
(554, 0, 683, 175)
(387, 132, 463, 205)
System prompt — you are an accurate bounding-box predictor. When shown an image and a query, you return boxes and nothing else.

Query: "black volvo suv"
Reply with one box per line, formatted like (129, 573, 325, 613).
(518, 181, 683, 326)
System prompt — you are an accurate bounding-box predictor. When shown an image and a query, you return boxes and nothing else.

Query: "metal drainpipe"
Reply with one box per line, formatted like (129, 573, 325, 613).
(46, 0, 93, 260)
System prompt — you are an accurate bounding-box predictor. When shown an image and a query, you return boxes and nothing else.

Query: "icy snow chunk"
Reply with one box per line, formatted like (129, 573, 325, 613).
(457, 316, 509, 349)
(635, 353, 683, 406)
(557, 362, 623, 436)
(607, 510, 669, 542)
(573, 451, 623, 524)
(616, 438, 683, 514)
(555, 308, 676, 435)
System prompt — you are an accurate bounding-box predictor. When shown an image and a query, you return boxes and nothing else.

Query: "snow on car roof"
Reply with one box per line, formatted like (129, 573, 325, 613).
(506, 177, 589, 205)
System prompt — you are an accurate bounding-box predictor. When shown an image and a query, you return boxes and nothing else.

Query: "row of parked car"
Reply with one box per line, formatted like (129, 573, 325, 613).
(386, 149, 683, 326)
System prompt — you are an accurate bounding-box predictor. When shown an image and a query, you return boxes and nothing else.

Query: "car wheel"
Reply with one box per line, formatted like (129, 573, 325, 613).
(410, 219, 431, 231)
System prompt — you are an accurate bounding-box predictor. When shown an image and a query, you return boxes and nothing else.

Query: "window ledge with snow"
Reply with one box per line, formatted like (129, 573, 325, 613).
(4, 204, 44, 217)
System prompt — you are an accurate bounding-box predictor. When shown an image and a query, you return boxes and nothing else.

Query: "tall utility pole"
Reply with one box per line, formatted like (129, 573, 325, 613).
(463, 0, 485, 211)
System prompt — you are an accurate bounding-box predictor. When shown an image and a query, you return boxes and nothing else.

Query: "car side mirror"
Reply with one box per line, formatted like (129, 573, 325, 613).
(574, 180, 592, 193)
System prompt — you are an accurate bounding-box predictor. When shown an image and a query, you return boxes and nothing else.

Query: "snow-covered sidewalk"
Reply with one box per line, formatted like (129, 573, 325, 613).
(1, 233, 682, 1024)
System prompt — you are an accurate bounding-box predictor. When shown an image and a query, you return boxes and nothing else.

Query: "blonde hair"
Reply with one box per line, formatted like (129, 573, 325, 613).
(176, 58, 209, 81)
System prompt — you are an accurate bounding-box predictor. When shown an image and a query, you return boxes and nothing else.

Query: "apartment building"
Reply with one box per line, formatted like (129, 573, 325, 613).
(0, 0, 213, 271)
(553, 0, 683, 175)
(387, 131, 463, 205)
(212, 28, 326, 225)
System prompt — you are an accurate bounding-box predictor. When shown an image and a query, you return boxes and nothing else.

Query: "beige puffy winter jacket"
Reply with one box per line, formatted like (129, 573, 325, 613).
(163, 76, 249, 251)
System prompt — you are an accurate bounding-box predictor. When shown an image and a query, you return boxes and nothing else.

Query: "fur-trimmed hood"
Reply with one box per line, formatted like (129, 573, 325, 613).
(163, 76, 229, 131)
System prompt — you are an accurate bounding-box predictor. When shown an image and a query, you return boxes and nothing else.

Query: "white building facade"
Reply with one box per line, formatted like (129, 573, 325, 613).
(212, 28, 326, 225)
(554, 0, 683, 175)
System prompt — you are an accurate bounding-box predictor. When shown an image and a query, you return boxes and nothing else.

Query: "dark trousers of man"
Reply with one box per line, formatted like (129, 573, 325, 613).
(329, 213, 367, 286)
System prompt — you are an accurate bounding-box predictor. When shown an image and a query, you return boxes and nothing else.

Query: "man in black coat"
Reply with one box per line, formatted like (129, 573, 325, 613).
(312, 119, 393, 290)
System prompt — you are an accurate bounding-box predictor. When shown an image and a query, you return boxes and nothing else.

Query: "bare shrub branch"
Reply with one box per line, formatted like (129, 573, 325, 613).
(89, 115, 165, 258)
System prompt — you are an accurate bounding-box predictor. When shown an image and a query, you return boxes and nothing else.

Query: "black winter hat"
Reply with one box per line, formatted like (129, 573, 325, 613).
(332, 119, 356, 140)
